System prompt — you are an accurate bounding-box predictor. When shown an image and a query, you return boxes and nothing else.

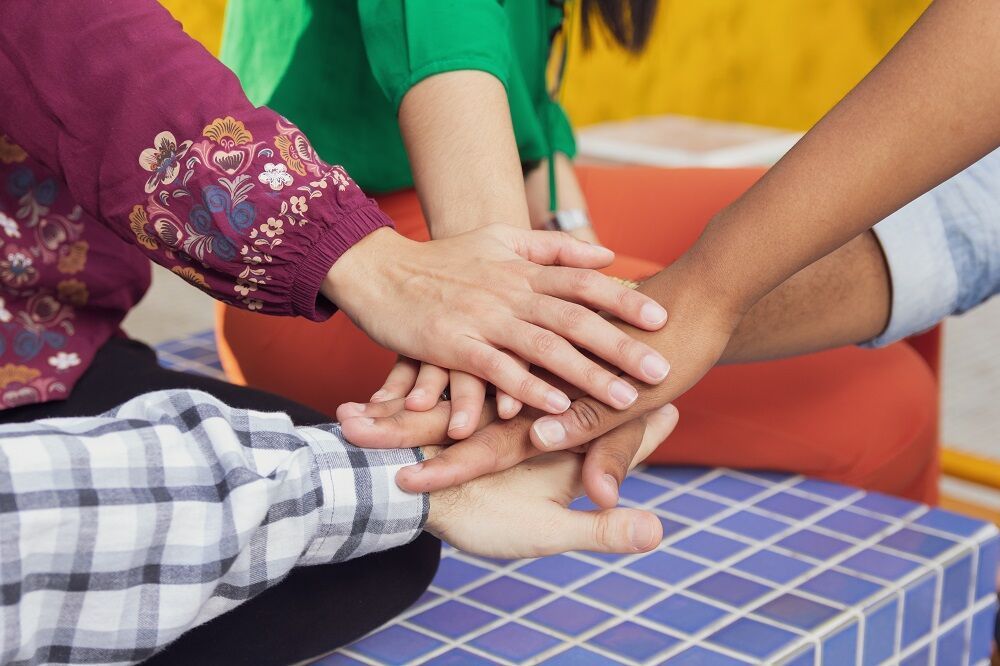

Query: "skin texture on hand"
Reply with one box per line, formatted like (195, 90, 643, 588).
(323, 224, 670, 416)
(422, 403, 678, 559)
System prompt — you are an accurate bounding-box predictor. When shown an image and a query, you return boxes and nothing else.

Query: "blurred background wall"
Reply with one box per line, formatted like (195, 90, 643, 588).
(159, 0, 930, 131)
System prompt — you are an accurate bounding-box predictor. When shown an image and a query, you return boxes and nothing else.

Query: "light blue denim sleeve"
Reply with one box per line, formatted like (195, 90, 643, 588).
(863, 148, 1000, 347)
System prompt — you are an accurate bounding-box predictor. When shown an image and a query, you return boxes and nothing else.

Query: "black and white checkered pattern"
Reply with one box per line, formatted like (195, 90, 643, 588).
(0, 389, 426, 665)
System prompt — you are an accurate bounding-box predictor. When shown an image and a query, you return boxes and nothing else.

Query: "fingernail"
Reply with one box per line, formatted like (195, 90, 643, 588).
(602, 474, 620, 504)
(640, 302, 668, 326)
(629, 518, 656, 551)
(641, 355, 670, 382)
(546, 391, 571, 413)
(448, 411, 469, 432)
(407, 389, 426, 401)
(533, 419, 567, 449)
(498, 394, 515, 416)
(370, 390, 389, 402)
(609, 380, 638, 407)
(340, 402, 366, 416)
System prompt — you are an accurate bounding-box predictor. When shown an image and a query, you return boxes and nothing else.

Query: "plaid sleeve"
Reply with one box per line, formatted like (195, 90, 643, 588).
(0, 389, 426, 665)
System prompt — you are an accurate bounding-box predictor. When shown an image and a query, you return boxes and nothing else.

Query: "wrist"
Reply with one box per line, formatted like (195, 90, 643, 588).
(321, 227, 411, 310)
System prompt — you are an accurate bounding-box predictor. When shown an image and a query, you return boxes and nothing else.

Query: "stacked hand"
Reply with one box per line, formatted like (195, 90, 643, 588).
(324, 224, 672, 435)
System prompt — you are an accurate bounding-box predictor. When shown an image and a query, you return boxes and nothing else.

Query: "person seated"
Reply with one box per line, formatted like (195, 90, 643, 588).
(0, 388, 678, 664)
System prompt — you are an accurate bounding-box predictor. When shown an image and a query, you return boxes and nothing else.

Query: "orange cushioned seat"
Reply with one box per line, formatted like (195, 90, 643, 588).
(215, 166, 940, 504)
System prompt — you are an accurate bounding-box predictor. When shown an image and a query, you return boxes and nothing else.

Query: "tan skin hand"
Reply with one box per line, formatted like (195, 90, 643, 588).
(421, 403, 679, 559)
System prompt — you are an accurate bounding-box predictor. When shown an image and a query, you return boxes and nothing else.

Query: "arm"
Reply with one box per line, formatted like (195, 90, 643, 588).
(0, 0, 669, 417)
(0, 388, 674, 663)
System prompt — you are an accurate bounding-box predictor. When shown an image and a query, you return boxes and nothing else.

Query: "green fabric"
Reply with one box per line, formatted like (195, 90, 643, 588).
(221, 0, 576, 195)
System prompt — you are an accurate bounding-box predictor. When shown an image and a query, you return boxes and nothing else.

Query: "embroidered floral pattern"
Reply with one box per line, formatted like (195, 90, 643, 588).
(57, 241, 88, 274)
(171, 266, 207, 288)
(0, 363, 40, 389)
(0, 297, 11, 323)
(48, 351, 81, 371)
(56, 279, 88, 307)
(0, 210, 19, 239)
(129, 205, 159, 250)
(0, 250, 37, 288)
(0, 136, 27, 165)
(258, 163, 293, 191)
(140, 131, 192, 193)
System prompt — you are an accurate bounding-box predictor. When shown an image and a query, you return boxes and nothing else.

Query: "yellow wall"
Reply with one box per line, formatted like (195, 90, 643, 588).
(161, 0, 930, 131)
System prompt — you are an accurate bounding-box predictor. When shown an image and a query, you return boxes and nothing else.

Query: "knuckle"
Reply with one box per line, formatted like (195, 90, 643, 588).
(532, 330, 561, 355)
(582, 363, 605, 389)
(557, 303, 587, 331)
(597, 444, 633, 480)
(593, 512, 614, 548)
(565, 400, 605, 434)
(573, 269, 597, 291)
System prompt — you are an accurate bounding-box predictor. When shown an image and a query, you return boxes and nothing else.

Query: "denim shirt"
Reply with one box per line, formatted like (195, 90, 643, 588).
(866, 148, 1000, 346)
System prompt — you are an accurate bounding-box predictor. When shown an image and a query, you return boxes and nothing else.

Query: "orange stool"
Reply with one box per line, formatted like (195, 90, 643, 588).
(216, 167, 940, 503)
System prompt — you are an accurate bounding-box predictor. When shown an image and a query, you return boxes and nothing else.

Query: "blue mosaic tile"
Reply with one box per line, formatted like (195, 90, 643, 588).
(422, 649, 499, 666)
(733, 549, 813, 585)
(659, 515, 693, 537)
(976, 536, 1000, 600)
(822, 621, 859, 666)
(660, 645, 752, 665)
(756, 491, 827, 521)
(517, 554, 598, 587)
(852, 492, 921, 519)
(940, 552, 973, 623)
(799, 569, 882, 606)
(793, 477, 861, 501)
(526, 597, 611, 635)
(409, 600, 499, 639)
(862, 598, 899, 666)
(348, 625, 443, 663)
(469, 622, 561, 662)
(783, 647, 816, 666)
(899, 644, 931, 666)
(658, 493, 728, 521)
(619, 475, 672, 503)
(715, 510, 791, 540)
(696, 475, 768, 502)
(970, 603, 998, 664)
(577, 572, 661, 610)
(880, 527, 959, 559)
(641, 466, 712, 486)
(465, 577, 549, 613)
(739, 469, 796, 484)
(641, 593, 728, 634)
(914, 507, 988, 538)
(590, 620, 680, 661)
(671, 531, 750, 561)
(840, 548, 923, 581)
(431, 557, 491, 591)
(313, 654, 367, 666)
(777, 529, 853, 560)
(707, 617, 800, 660)
(816, 509, 891, 540)
(901, 574, 938, 648)
(754, 593, 841, 630)
(935, 622, 967, 666)
(629, 550, 705, 584)
(687, 572, 773, 608)
(539, 646, 625, 665)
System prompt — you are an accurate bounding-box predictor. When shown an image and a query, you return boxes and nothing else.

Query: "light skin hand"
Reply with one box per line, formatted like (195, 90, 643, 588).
(421, 403, 679, 559)
(324, 224, 670, 417)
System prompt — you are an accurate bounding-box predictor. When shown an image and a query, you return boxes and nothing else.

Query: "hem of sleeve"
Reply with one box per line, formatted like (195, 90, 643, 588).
(391, 58, 511, 112)
(290, 204, 395, 321)
(861, 193, 959, 348)
(300, 425, 427, 566)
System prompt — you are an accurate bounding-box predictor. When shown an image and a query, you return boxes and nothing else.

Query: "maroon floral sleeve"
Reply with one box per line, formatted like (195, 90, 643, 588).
(0, 0, 392, 320)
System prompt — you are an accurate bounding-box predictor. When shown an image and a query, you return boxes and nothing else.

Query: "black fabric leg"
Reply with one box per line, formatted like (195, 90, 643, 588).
(2, 337, 441, 665)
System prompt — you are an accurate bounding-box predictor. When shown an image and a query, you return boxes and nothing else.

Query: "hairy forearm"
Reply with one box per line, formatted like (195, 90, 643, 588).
(399, 70, 531, 238)
(721, 231, 891, 363)
(689, 0, 1000, 316)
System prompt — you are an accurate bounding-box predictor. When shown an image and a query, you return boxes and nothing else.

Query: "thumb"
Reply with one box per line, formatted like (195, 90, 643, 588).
(503, 226, 615, 268)
(540, 505, 663, 555)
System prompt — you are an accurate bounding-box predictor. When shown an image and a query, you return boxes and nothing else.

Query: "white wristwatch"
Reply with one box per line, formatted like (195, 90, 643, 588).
(546, 208, 591, 232)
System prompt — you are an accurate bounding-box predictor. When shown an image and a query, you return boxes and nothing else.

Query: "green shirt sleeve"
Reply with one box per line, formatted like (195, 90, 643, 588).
(359, 0, 514, 111)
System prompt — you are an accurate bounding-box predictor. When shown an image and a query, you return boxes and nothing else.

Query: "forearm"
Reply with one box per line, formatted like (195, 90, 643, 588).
(721, 231, 891, 363)
(399, 70, 531, 238)
(0, 389, 424, 664)
(688, 0, 1000, 316)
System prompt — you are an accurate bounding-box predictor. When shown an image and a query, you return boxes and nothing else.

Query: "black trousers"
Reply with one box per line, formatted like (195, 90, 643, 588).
(1, 338, 441, 666)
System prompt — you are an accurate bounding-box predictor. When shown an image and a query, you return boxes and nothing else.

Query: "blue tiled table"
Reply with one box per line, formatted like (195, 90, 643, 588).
(322, 469, 999, 666)
(155, 335, 999, 665)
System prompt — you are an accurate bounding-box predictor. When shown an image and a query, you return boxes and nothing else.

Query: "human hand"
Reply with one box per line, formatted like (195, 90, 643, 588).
(323, 225, 671, 416)
(422, 403, 679, 558)
(346, 255, 743, 507)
